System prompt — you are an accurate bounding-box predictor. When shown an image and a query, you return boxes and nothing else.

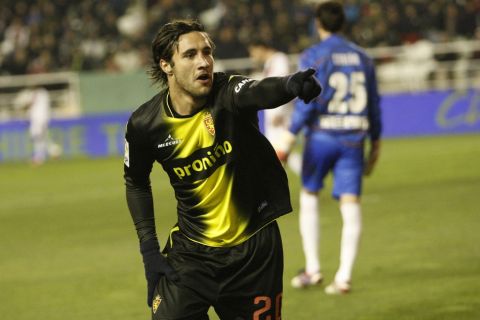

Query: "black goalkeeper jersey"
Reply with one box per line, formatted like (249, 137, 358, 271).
(125, 72, 293, 247)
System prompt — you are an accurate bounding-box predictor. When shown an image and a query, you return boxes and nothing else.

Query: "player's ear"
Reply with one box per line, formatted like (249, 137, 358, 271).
(160, 60, 173, 76)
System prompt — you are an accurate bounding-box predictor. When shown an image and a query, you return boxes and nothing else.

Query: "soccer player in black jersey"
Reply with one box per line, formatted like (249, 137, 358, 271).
(124, 19, 321, 319)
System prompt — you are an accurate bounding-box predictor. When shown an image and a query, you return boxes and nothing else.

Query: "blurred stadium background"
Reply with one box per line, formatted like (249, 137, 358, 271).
(0, 0, 479, 319)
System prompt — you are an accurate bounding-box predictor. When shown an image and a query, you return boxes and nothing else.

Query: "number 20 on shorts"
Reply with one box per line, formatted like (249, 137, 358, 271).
(253, 292, 282, 320)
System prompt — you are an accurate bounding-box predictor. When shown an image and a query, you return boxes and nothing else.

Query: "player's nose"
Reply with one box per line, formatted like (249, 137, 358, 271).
(197, 53, 211, 68)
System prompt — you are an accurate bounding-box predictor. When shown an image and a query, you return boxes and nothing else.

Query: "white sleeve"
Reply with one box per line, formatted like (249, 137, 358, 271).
(264, 53, 290, 77)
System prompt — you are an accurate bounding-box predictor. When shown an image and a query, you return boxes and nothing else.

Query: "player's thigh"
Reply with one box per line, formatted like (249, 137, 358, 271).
(151, 276, 210, 320)
(302, 134, 339, 192)
(214, 222, 284, 319)
(332, 146, 363, 197)
(152, 233, 214, 320)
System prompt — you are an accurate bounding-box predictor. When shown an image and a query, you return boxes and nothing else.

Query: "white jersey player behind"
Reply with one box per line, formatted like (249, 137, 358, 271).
(14, 87, 62, 165)
(248, 39, 301, 174)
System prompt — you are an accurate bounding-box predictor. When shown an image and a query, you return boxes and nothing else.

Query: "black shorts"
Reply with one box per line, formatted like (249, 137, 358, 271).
(151, 221, 284, 320)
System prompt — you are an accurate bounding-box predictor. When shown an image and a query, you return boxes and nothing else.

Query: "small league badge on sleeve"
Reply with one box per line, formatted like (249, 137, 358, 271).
(124, 139, 130, 167)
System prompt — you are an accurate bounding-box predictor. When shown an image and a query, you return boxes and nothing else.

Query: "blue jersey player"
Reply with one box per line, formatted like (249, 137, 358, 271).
(276, 1, 382, 294)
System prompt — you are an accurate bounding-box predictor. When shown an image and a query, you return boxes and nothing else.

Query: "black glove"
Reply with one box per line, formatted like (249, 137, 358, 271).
(286, 68, 322, 103)
(140, 238, 179, 307)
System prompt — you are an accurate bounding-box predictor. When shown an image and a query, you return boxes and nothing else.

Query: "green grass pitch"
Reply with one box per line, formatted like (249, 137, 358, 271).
(1, 134, 479, 319)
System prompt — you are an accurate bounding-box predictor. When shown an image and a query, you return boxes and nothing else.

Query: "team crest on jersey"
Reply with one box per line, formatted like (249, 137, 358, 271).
(152, 294, 162, 314)
(204, 112, 215, 136)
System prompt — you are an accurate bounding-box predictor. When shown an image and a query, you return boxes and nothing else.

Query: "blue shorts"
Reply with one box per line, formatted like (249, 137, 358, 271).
(301, 132, 365, 198)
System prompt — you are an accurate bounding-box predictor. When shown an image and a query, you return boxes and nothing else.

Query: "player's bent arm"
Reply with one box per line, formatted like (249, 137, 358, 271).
(124, 117, 180, 307)
(124, 118, 157, 243)
(126, 175, 179, 307)
(125, 181, 157, 242)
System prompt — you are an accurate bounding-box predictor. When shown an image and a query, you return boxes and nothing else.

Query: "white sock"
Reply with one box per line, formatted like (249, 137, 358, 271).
(335, 202, 362, 283)
(299, 190, 320, 274)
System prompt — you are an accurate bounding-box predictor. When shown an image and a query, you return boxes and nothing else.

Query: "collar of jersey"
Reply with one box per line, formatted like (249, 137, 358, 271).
(165, 91, 208, 119)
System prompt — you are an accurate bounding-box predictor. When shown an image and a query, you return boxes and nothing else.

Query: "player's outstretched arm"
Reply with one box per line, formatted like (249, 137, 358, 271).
(232, 68, 322, 111)
(285, 68, 322, 103)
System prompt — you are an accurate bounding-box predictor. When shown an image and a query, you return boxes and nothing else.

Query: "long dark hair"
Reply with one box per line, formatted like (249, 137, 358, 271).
(148, 19, 215, 85)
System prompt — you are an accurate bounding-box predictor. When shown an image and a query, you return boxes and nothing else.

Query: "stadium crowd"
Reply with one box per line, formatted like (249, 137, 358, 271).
(0, 0, 479, 76)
